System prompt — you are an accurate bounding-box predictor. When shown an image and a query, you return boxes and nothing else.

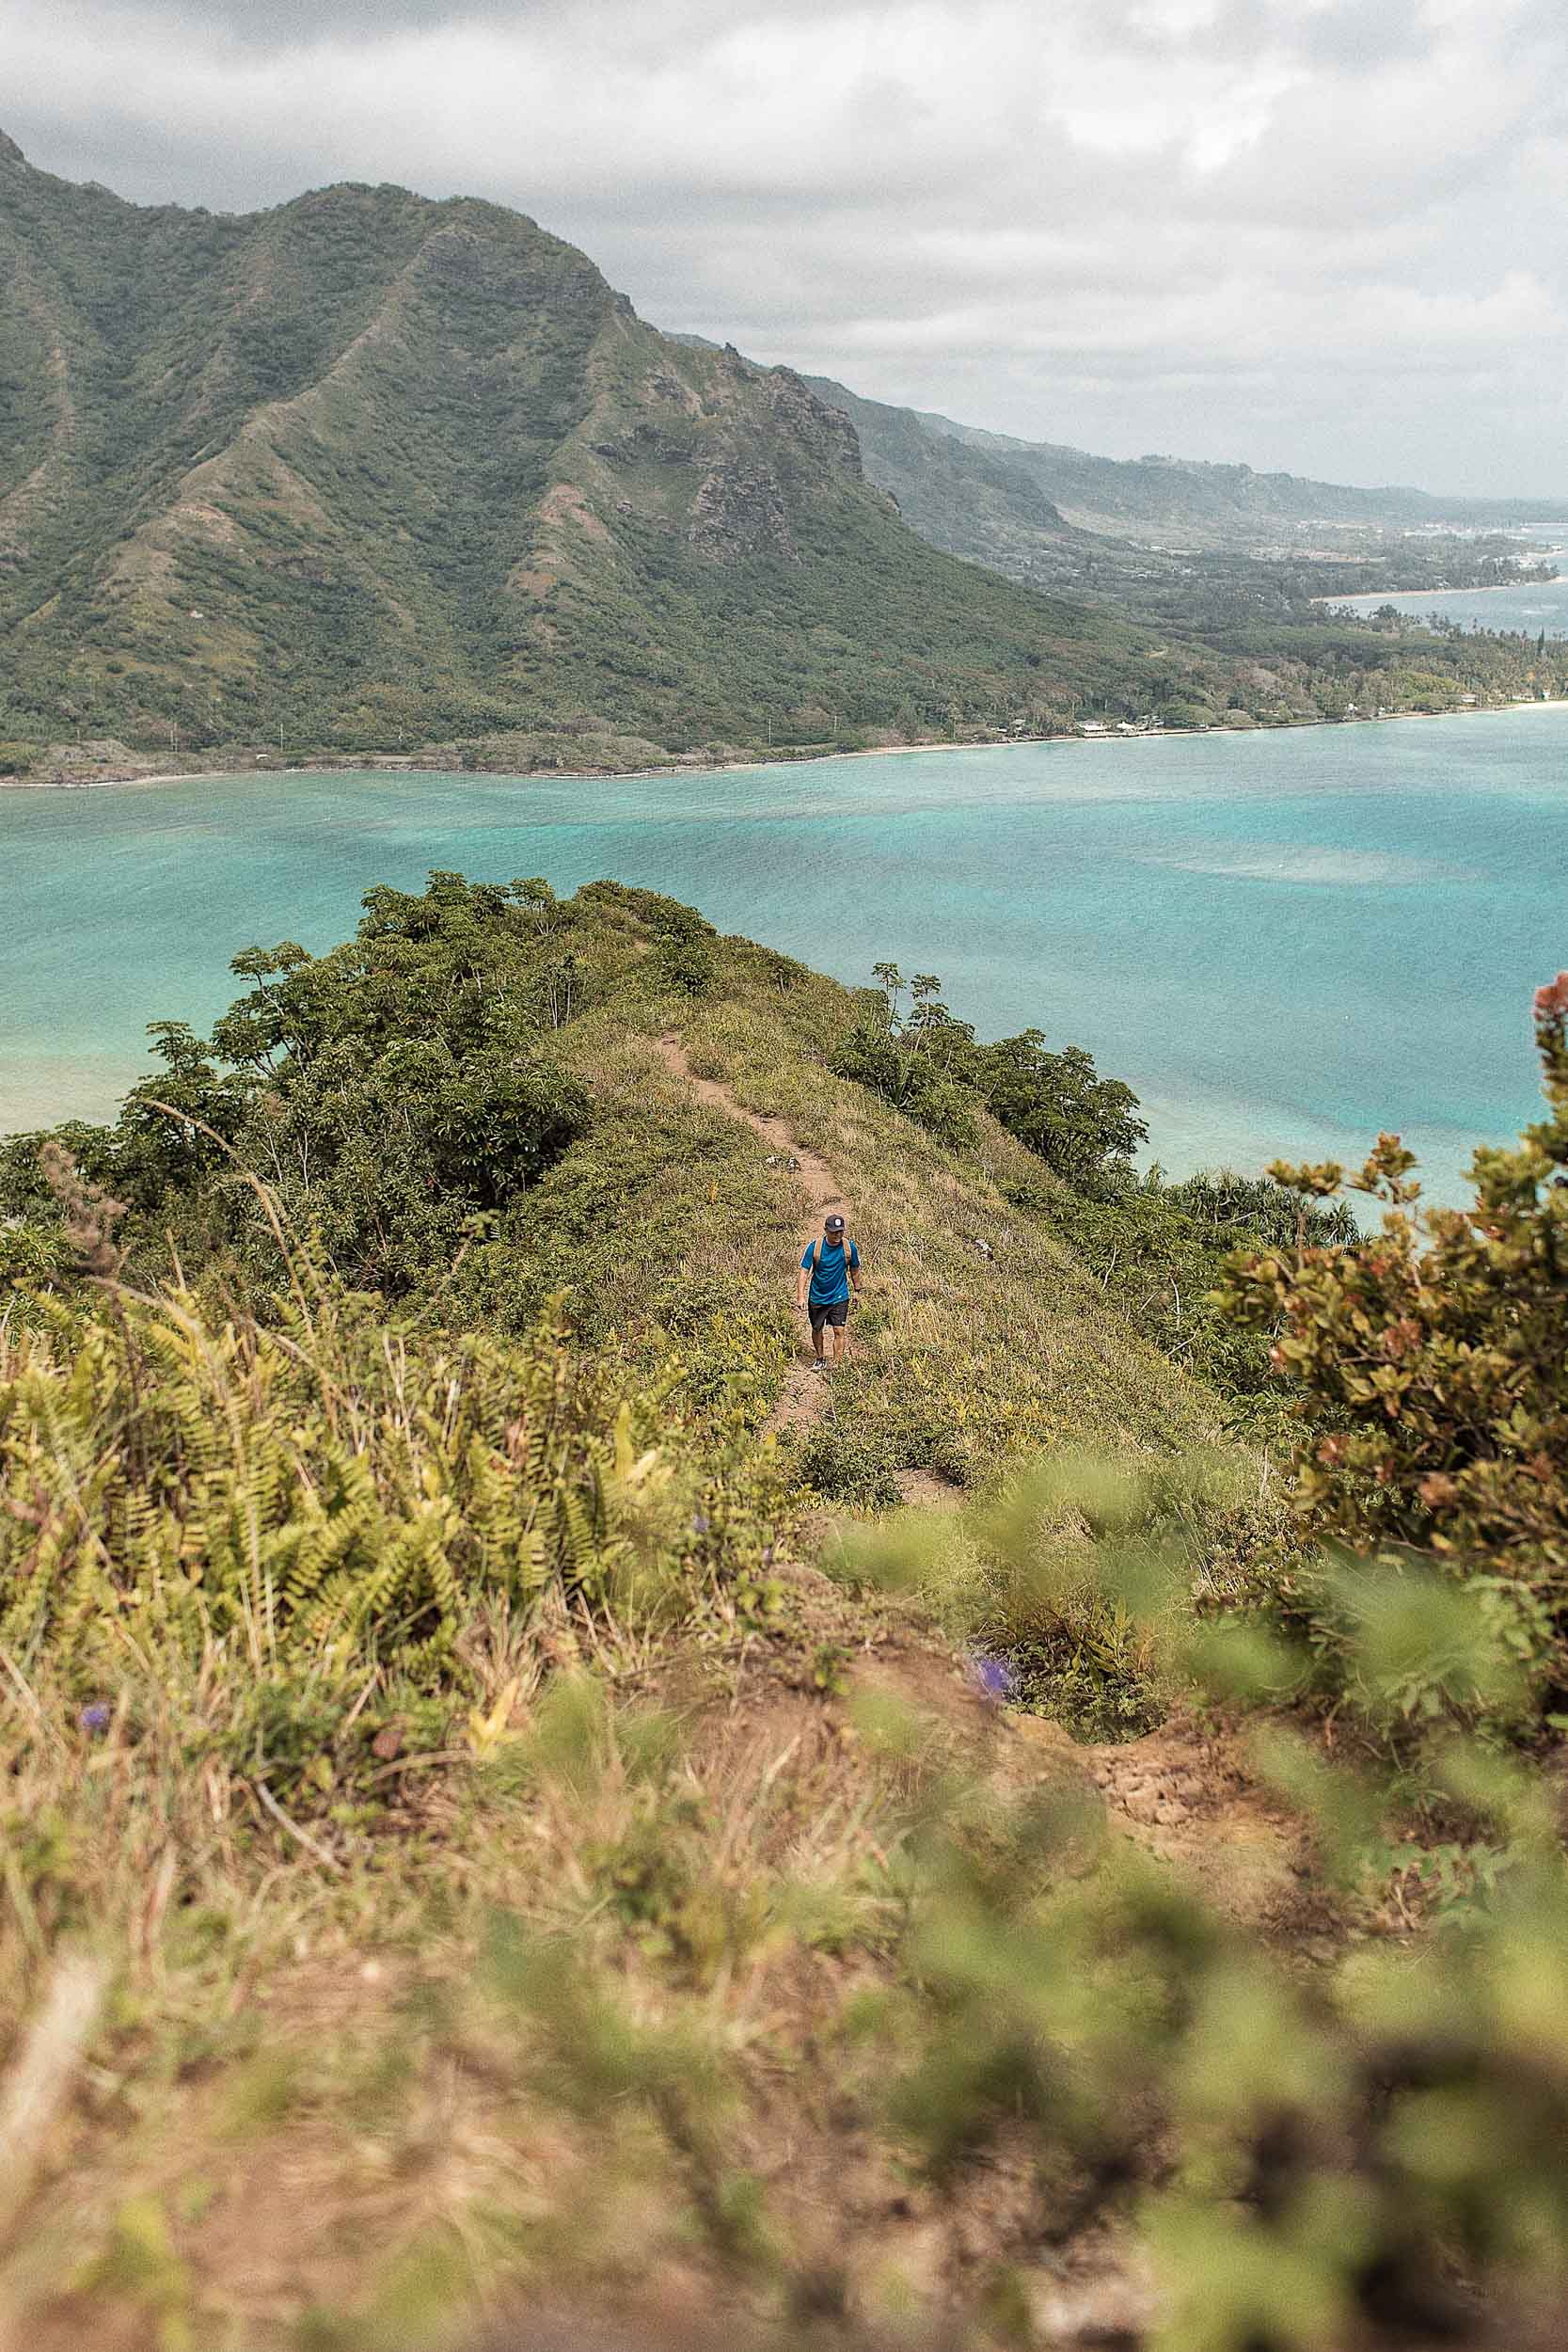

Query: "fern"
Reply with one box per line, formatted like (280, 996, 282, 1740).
(0, 1278, 772, 1703)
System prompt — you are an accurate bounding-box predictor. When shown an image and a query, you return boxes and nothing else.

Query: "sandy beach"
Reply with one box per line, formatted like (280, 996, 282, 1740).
(5, 692, 1566, 795)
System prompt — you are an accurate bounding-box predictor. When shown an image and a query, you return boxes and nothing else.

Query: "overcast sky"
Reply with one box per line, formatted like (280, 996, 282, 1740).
(7, 0, 1567, 495)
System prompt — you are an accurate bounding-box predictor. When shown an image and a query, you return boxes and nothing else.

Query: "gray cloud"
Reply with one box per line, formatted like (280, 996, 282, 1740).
(5, 0, 1567, 492)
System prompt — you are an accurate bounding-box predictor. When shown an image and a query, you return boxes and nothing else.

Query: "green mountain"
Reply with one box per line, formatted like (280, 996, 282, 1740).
(814, 375, 1568, 550)
(0, 134, 1244, 760)
(6, 133, 1561, 772)
(802, 372, 1568, 675)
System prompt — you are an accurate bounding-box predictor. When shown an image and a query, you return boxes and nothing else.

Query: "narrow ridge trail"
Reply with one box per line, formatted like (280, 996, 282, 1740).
(654, 1037, 965, 1507)
(655, 1033, 845, 1440)
(654, 1034, 845, 1218)
(650, 1037, 1312, 1947)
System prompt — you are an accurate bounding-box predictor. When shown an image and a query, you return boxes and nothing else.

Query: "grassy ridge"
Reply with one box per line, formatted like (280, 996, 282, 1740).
(8, 883, 1568, 2347)
(0, 881, 1255, 2343)
(3, 877, 1231, 1470)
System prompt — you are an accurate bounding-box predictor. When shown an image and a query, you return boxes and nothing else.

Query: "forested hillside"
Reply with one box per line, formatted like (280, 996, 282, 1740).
(808, 371, 1564, 617)
(0, 132, 1258, 764)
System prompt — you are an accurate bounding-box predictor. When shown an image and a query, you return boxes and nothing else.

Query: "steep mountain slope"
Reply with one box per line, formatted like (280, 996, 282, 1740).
(794, 373, 1087, 570)
(902, 401, 1568, 547)
(805, 373, 1568, 561)
(0, 135, 1238, 758)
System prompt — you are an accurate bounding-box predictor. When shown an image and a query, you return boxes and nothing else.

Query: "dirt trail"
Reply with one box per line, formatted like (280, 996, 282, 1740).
(655, 1034, 848, 1442)
(652, 1038, 1307, 1928)
(655, 1036, 967, 1495)
(654, 1034, 844, 1218)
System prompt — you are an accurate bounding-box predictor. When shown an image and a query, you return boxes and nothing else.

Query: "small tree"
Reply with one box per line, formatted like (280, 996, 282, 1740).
(977, 1029, 1148, 1197)
(833, 965, 1148, 1189)
(1219, 974, 1568, 1719)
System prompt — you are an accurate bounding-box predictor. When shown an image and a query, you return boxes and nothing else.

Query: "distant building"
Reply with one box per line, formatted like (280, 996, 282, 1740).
(1079, 720, 1110, 737)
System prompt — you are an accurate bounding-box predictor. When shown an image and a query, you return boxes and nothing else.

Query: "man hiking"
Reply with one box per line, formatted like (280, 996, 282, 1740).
(797, 1212, 860, 1371)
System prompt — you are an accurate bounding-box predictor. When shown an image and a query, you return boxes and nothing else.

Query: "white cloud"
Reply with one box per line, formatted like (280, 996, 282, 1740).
(4, 0, 1567, 491)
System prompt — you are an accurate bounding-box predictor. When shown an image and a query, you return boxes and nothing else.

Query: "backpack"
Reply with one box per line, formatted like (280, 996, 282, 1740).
(811, 1235, 853, 1272)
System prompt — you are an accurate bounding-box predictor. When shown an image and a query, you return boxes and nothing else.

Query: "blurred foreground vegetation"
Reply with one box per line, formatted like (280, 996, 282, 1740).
(4, 882, 1568, 2348)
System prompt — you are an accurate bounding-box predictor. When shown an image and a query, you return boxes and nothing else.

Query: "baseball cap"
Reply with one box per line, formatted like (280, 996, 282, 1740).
(825, 1214, 846, 1232)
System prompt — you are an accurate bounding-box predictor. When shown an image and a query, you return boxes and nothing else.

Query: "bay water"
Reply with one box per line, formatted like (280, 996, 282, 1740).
(1332, 567, 1568, 638)
(6, 706, 1568, 1205)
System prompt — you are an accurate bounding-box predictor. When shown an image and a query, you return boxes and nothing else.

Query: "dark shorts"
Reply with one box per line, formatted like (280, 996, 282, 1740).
(809, 1298, 849, 1331)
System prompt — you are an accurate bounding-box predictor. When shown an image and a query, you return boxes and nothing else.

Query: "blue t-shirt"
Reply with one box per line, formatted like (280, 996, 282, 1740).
(801, 1236, 859, 1305)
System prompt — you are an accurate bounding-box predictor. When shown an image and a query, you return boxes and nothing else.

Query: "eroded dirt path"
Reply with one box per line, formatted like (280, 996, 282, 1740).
(655, 1036, 970, 1492)
(656, 1033, 847, 1441)
(654, 1034, 845, 1218)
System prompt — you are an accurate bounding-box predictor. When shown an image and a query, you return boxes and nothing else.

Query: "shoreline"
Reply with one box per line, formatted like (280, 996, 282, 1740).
(6, 691, 1568, 796)
(1319, 569, 1566, 611)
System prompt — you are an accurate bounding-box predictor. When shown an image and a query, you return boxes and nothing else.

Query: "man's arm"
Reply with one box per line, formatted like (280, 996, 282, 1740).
(850, 1242, 862, 1295)
(796, 1250, 811, 1310)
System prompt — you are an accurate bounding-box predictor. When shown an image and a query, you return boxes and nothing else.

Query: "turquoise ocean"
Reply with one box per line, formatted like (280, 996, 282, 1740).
(6, 705, 1568, 1203)
(1333, 567, 1568, 638)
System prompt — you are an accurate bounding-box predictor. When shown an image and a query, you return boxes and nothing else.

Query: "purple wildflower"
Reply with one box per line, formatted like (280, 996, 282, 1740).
(969, 1655, 1015, 1705)
(79, 1703, 112, 1735)
(690, 1512, 711, 1536)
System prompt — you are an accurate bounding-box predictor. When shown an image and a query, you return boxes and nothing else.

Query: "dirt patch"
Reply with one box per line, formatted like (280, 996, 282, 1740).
(985, 1710, 1314, 1938)
(891, 1469, 964, 1511)
(1083, 1712, 1315, 1936)
(768, 1360, 831, 1437)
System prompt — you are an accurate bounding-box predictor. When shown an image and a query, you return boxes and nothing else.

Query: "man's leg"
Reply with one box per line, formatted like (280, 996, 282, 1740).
(810, 1307, 826, 1363)
(830, 1308, 847, 1365)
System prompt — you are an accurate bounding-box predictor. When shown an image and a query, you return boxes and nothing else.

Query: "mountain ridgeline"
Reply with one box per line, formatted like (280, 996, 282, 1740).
(5, 132, 1567, 771)
(0, 133, 1237, 761)
(802, 372, 1568, 618)
(895, 405, 1568, 545)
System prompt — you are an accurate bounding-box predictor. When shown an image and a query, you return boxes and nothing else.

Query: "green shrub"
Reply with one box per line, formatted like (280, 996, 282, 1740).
(837, 1458, 1568, 2344)
(874, 1712, 1568, 2349)
(1050, 1168, 1357, 1398)
(1, 876, 592, 1300)
(927, 1427, 976, 1488)
(831, 964, 1142, 1190)
(657, 932, 717, 995)
(795, 1415, 904, 1507)
(1219, 973, 1568, 1730)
